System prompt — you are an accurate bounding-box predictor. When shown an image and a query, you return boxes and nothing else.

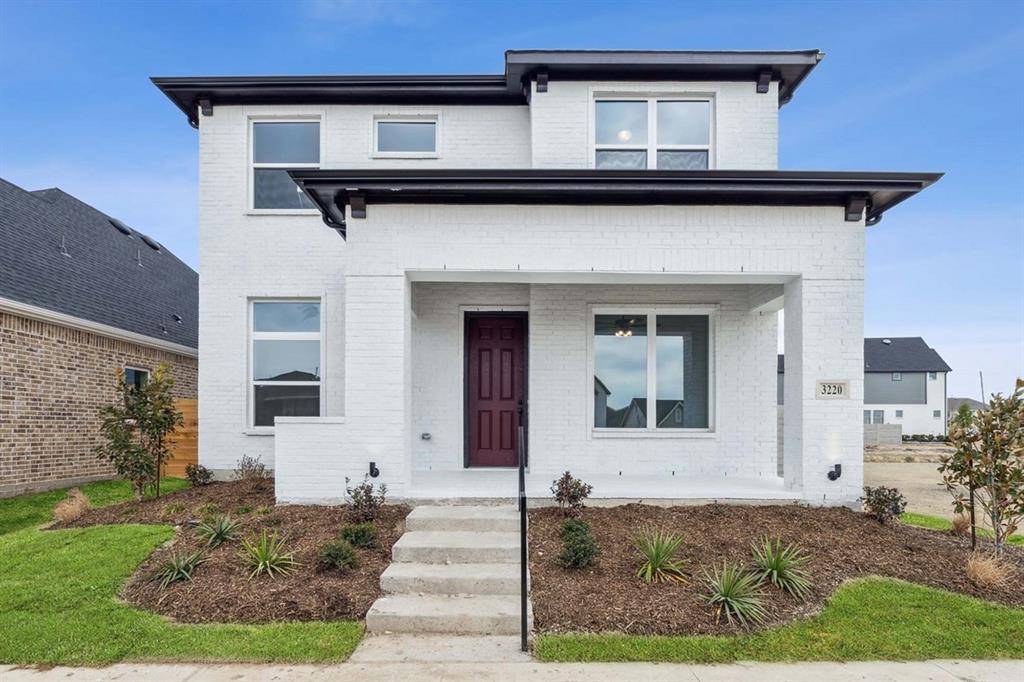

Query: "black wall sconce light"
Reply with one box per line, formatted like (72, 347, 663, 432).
(369, 462, 380, 478)
(827, 464, 842, 481)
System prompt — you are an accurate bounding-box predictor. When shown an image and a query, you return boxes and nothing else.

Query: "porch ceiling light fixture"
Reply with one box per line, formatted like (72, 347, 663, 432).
(614, 317, 635, 337)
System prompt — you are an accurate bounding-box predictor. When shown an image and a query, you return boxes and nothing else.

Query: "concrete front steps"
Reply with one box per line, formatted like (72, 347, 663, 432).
(366, 505, 530, 636)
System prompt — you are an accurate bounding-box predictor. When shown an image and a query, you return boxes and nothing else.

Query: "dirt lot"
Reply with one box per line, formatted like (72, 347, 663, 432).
(528, 503, 1023, 636)
(865, 441, 953, 463)
(55, 479, 409, 623)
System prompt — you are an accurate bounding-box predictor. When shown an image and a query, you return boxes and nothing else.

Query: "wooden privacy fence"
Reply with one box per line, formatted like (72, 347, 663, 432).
(162, 398, 198, 477)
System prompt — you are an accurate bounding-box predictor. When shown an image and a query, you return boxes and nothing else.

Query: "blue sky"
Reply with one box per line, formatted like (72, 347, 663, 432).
(1, 0, 1021, 399)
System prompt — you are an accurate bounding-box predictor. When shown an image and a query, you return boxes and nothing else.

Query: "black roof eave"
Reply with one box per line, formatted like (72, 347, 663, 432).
(152, 49, 824, 126)
(287, 169, 942, 238)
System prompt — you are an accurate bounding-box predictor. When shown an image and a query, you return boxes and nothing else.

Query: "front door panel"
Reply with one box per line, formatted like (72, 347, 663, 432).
(466, 315, 525, 467)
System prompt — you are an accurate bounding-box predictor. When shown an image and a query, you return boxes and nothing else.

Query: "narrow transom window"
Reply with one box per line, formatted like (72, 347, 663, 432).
(375, 118, 437, 155)
(251, 300, 321, 427)
(594, 98, 711, 170)
(251, 121, 320, 209)
(593, 309, 712, 431)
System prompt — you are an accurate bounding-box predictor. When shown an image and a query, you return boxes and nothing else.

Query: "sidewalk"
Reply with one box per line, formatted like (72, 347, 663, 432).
(3, 660, 1021, 681)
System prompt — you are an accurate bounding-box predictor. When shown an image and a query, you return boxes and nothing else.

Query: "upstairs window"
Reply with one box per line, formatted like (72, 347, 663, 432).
(892, 372, 902, 381)
(251, 120, 320, 210)
(123, 367, 149, 391)
(374, 117, 438, 156)
(594, 98, 711, 170)
(251, 300, 322, 428)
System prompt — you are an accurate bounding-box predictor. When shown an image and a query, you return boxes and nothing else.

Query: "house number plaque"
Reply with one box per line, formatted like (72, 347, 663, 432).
(815, 380, 849, 399)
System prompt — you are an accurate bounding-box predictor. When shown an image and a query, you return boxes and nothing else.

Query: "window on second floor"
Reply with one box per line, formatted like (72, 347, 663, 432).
(251, 120, 320, 210)
(594, 98, 711, 170)
(892, 372, 902, 382)
(374, 117, 438, 156)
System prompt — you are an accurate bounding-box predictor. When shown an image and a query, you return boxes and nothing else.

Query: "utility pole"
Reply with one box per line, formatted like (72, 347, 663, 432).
(979, 371, 985, 404)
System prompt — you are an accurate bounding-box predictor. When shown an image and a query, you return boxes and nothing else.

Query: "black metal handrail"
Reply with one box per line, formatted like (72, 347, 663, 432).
(517, 424, 528, 652)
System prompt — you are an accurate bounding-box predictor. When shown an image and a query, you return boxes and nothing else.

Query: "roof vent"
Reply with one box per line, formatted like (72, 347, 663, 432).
(882, 338, 892, 345)
(139, 234, 161, 251)
(109, 218, 133, 236)
(59, 235, 70, 257)
(172, 314, 183, 323)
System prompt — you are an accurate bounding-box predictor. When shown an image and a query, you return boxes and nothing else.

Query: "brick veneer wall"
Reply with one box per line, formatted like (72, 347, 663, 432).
(0, 311, 198, 497)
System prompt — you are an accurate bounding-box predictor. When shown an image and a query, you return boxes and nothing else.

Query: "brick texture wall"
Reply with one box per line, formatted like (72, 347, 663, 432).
(0, 311, 197, 496)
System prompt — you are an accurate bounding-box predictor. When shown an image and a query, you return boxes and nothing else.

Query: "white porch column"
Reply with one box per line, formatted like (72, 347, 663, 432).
(783, 277, 864, 505)
(343, 274, 412, 495)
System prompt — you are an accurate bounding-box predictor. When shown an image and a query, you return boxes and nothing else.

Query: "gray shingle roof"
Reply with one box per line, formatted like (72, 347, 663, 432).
(778, 337, 951, 374)
(0, 178, 197, 349)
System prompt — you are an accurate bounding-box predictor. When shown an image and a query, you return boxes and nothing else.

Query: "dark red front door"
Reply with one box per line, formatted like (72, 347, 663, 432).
(466, 314, 525, 467)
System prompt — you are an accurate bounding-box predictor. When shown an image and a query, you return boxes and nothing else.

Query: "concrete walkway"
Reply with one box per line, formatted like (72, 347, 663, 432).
(3, 660, 1021, 681)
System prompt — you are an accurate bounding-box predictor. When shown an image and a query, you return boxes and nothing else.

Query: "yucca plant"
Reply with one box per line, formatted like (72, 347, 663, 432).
(751, 537, 811, 599)
(634, 527, 687, 583)
(195, 514, 243, 547)
(240, 530, 300, 578)
(702, 562, 767, 626)
(152, 551, 207, 589)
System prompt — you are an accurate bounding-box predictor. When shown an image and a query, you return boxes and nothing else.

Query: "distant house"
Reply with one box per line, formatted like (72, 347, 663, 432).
(947, 397, 986, 420)
(0, 178, 198, 496)
(779, 337, 951, 436)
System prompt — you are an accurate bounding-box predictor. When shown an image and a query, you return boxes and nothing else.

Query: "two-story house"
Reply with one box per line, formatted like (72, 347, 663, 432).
(155, 49, 939, 507)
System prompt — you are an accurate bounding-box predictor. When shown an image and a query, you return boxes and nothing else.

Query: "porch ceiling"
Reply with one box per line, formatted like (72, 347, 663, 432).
(288, 168, 943, 238)
(406, 270, 794, 285)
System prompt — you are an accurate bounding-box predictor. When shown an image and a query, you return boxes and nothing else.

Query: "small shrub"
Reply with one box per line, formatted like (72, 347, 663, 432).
(751, 537, 811, 599)
(53, 488, 90, 523)
(951, 513, 972, 537)
(240, 530, 299, 579)
(862, 486, 907, 523)
(341, 522, 377, 549)
(256, 505, 273, 515)
(558, 520, 598, 569)
(152, 551, 207, 589)
(233, 454, 270, 482)
(345, 476, 387, 522)
(966, 552, 1012, 588)
(162, 501, 187, 516)
(194, 502, 220, 519)
(550, 471, 593, 517)
(319, 539, 359, 572)
(195, 515, 242, 547)
(635, 527, 687, 583)
(185, 463, 213, 486)
(235, 505, 253, 515)
(702, 562, 768, 627)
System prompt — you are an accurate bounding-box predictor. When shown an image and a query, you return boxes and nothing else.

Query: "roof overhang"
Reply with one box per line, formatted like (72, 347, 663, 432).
(288, 169, 942, 238)
(152, 49, 823, 127)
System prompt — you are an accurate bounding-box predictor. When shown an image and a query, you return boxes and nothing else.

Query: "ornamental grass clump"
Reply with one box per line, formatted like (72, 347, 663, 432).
(966, 552, 1012, 588)
(240, 530, 299, 579)
(634, 527, 687, 584)
(53, 488, 90, 524)
(152, 551, 207, 589)
(751, 537, 811, 599)
(195, 515, 242, 547)
(702, 562, 768, 627)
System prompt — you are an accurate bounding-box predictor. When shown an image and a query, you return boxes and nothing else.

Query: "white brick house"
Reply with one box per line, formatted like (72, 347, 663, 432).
(155, 49, 939, 507)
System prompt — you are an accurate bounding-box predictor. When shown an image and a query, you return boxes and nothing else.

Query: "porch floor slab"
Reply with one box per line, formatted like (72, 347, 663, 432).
(406, 471, 799, 504)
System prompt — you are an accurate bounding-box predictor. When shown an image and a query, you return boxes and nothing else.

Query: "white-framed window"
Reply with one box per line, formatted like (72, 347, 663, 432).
(892, 372, 902, 381)
(373, 115, 439, 157)
(895, 409, 904, 418)
(873, 410, 885, 424)
(250, 300, 322, 428)
(593, 97, 712, 170)
(590, 306, 715, 433)
(928, 372, 937, 380)
(123, 366, 149, 391)
(249, 118, 321, 211)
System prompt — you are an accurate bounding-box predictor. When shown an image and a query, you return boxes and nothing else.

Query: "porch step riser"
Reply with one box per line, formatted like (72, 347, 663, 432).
(393, 545, 519, 564)
(365, 595, 525, 635)
(381, 564, 523, 595)
(365, 612, 520, 635)
(405, 516, 519, 533)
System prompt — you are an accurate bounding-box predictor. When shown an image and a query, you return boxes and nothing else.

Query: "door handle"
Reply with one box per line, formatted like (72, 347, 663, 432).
(517, 399, 524, 417)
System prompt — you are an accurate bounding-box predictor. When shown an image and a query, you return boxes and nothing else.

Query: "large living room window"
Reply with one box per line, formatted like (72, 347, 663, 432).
(592, 308, 713, 432)
(251, 300, 322, 428)
(594, 98, 711, 170)
(251, 120, 320, 210)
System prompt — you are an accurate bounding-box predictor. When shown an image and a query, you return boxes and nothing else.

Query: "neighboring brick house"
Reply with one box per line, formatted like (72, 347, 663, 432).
(0, 178, 198, 496)
(153, 48, 940, 507)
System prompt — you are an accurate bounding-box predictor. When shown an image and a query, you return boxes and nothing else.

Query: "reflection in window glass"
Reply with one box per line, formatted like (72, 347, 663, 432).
(253, 340, 320, 381)
(594, 315, 647, 428)
(252, 300, 321, 427)
(124, 368, 149, 391)
(253, 122, 320, 163)
(595, 101, 648, 145)
(253, 302, 321, 332)
(254, 385, 320, 427)
(656, 150, 708, 170)
(377, 121, 436, 153)
(655, 315, 709, 429)
(657, 101, 710, 145)
(595, 150, 648, 170)
(254, 169, 315, 209)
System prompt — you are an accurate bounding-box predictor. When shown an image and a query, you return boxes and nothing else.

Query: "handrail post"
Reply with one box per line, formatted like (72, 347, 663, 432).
(517, 424, 528, 652)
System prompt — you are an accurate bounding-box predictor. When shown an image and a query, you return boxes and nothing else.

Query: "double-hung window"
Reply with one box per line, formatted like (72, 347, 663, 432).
(251, 300, 322, 428)
(374, 116, 438, 157)
(594, 98, 711, 170)
(592, 308, 713, 432)
(251, 120, 320, 210)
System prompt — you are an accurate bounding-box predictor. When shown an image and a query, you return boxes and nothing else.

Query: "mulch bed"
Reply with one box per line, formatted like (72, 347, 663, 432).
(528, 503, 1024, 636)
(54, 479, 409, 624)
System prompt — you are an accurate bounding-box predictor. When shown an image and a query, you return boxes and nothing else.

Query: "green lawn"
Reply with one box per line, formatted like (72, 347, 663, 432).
(0, 477, 189, 535)
(901, 511, 1024, 546)
(0, 524, 362, 665)
(536, 577, 1024, 662)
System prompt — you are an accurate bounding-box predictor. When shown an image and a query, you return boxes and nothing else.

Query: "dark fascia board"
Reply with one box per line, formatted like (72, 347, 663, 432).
(288, 169, 942, 238)
(152, 49, 824, 126)
(505, 49, 823, 105)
